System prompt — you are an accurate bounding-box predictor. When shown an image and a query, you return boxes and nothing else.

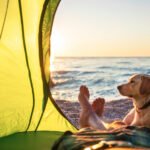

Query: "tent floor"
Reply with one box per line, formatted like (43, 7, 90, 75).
(0, 131, 63, 150)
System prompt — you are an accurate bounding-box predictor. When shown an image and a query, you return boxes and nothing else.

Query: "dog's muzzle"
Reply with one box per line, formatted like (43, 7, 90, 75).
(117, 85, 122, 91)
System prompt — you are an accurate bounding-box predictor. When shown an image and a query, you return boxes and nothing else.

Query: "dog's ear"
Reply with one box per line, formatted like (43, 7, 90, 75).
(140, 76, 150, 95)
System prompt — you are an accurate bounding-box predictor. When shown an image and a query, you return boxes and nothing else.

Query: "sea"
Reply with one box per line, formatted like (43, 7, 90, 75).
(50, 57, 150, 102)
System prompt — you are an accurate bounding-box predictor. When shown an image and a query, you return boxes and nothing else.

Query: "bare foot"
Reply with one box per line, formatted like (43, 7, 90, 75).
(78, 86, 90, 109)
(92, 98, 105, 117)
(78, 86, 93, 128)
(78, 86, 105, 130)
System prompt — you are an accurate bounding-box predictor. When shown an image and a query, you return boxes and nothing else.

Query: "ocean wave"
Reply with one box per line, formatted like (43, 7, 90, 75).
(53, 70, 99, 76)
(53, 79, 70, 86)
(96, 66, 114, 69)
(117, 61, 132, 64)
(53, 78, 82, 87)
(91, 79, 104, 85)
(146, 70, 150, 74)
(51, 70, 79, 75)
(121, 73, 133, 77)
(79, 71, 98, 75)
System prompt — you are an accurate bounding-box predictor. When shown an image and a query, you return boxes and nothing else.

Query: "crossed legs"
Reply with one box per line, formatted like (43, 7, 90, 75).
(78, 85, 106, 130)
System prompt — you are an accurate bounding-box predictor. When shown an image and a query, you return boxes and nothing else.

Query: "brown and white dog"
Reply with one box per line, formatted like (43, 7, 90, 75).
(78, 74, 150, 130)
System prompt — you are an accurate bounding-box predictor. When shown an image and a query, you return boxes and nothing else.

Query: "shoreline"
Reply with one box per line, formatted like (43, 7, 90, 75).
(55, 99, 133, 129)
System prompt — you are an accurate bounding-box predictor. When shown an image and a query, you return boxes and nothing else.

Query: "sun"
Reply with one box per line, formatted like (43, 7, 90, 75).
(51, 30, 64, 57)
(50, 30, 65, 71)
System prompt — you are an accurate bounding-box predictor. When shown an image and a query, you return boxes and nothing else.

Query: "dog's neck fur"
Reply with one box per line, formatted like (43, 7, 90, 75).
(133, 95, 150, 112)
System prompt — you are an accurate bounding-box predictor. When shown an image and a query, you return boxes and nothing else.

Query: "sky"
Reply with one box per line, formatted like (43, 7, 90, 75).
(51, 0, 150, 57)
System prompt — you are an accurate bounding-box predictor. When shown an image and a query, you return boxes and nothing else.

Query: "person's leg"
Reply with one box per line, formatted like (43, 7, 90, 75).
(78, 86, 106, 130)
(78, 86, 92, 128)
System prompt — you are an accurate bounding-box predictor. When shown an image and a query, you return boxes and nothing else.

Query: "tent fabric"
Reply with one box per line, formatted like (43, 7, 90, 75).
(0, 0, 77, 138)
(52, 126, 150, 150)
(0, 131, 63, 150)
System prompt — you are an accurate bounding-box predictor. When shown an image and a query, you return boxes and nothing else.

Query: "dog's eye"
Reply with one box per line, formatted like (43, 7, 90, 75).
(130, 81, 135, 83)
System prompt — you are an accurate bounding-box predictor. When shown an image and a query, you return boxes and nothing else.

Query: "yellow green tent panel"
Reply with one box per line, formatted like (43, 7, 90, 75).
(0, 0, 77, 149)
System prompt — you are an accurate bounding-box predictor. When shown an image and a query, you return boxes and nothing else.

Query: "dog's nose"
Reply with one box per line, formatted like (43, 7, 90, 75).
(117, 85, 122, 90)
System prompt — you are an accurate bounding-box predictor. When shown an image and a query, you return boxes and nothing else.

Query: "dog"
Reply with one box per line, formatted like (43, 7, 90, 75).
(78, 74, 150, 130)
(117, 74, 150, 128)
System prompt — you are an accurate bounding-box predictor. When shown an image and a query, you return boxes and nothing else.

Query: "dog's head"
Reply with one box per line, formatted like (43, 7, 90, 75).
(118, 74, 150, 99)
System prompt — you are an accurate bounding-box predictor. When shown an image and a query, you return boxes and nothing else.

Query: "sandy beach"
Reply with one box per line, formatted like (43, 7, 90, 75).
(55, 99, 133, 129)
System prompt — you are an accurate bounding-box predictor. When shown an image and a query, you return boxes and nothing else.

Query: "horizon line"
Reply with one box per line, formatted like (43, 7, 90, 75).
(54, 56, 150, 58)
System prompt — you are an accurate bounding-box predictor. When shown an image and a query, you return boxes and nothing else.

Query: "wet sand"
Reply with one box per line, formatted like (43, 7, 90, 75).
(55, 99, 133, 129)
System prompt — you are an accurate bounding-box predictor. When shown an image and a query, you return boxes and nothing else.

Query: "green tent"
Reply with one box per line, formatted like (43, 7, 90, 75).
(0, 0, 77, 149)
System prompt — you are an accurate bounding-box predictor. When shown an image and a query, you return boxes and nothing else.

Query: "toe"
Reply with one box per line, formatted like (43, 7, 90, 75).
(79, 85, 90, 98)
(92, 98, 105, 117)
(84, 86, 90, 98)
(95, 98, 105, 104)
(80, 85, 85, 93)
(92, 97, 105, 109)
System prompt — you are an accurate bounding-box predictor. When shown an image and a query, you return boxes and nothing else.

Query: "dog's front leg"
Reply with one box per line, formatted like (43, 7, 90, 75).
(123, 108, 135, 125)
